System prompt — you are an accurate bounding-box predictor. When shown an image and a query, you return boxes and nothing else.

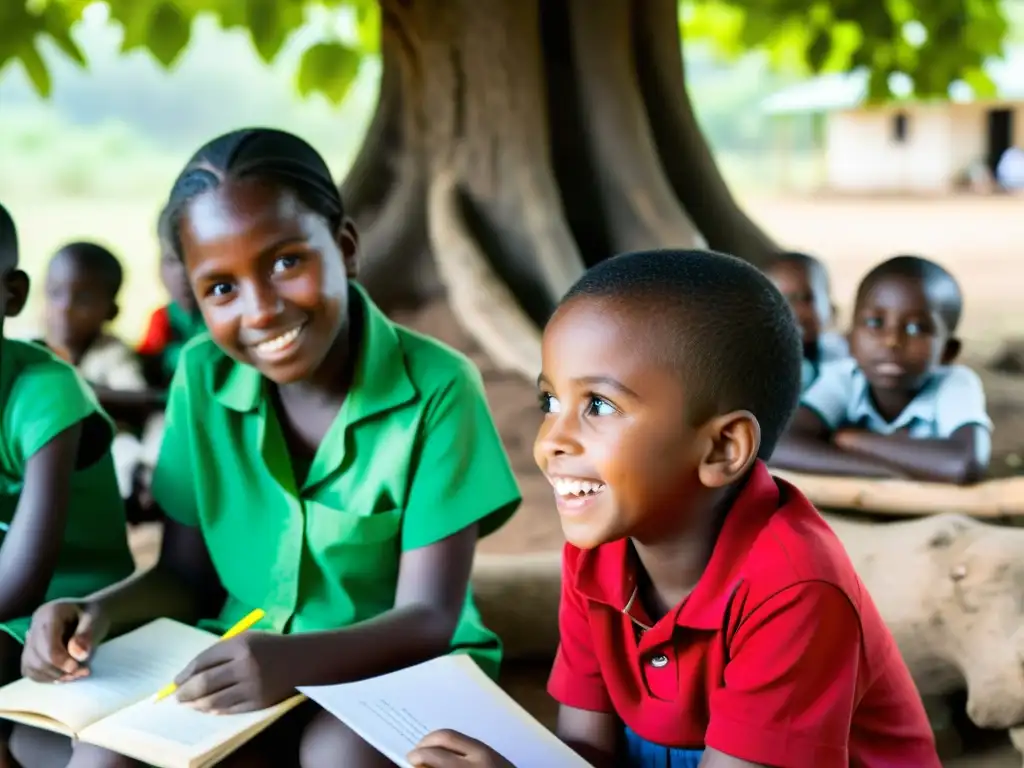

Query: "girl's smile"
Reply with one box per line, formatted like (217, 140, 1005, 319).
(249, 321, 308, 362)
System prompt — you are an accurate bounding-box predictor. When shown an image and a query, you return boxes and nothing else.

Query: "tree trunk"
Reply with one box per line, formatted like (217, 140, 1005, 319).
(346, 0, 778, 378)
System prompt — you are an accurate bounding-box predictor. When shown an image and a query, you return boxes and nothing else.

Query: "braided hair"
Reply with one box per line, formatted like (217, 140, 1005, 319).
(161, 128, 345, 261)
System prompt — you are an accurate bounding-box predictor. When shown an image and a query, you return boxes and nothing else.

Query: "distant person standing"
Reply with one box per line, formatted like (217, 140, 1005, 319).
(996, 146, 1024, 192)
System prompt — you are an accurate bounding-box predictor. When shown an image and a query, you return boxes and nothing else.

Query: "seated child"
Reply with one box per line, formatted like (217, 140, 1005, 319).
(406, 249, 939, 768)
(763, 250, 847, 391)
(773, 255, 991, 485)
(17, 128, 521, 768)
(136, 208, 206, 389)
(0, 204, 135, 768)
(38, 242, 165, 502)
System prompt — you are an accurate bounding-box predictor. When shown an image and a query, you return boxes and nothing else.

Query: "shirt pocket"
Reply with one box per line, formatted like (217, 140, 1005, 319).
(304, 498, 403, 585)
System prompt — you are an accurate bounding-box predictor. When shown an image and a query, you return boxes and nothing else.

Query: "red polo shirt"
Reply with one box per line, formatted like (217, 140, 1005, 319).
(548, 461, 939, 767)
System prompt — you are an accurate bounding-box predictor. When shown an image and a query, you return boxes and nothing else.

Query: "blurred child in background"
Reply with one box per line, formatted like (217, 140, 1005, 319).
(136, 207, 206, 388)
(773, 255, 991, 485)
(764, 251, 847, 392)
(38, 242, 165, 519)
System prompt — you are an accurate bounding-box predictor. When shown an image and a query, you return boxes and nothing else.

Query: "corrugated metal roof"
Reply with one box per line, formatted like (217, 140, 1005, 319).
(761, 48, 1024, 115)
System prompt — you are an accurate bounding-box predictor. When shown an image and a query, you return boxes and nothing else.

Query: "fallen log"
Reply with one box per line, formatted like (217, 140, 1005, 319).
(768, 470, 1024, 518)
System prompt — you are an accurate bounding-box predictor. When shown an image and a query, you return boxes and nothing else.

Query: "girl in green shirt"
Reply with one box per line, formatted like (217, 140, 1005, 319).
(20, 131, 521, 768)
(0, 203, 135, 768)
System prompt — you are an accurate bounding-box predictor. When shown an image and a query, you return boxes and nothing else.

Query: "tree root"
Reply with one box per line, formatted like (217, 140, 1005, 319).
(355, 153, 438, 311)
(428, 167, 543, 379)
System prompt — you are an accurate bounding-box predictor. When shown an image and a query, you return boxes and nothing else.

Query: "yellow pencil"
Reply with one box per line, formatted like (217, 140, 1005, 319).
(152, 608, 266, 703)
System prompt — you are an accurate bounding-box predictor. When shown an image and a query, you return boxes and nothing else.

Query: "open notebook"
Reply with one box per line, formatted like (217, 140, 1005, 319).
(0, 619, 304, 768)
(300, 654, 591, 767)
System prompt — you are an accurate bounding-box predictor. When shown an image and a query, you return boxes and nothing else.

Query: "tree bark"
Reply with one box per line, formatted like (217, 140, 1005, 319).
(341, 18, 437, 311)
(345, 0, 777, 377)
(632, 0, 778, 263)
(564, 0, 702, 254)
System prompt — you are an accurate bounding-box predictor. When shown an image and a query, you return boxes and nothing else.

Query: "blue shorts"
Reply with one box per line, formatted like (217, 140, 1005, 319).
(624, 727, 704, 768)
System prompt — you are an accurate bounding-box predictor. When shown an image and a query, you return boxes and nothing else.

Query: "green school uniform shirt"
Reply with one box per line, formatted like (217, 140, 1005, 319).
(151, 285, 522, 679)
(0, 338, 135, 643)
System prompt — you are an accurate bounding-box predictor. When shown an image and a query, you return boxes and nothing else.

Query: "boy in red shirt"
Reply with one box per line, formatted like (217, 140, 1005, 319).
(409, 249, 938, 768)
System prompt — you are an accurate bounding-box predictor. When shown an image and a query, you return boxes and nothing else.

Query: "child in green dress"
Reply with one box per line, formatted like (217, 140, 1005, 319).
(19, 130, 520, 768)
(0, 203, 135, 767)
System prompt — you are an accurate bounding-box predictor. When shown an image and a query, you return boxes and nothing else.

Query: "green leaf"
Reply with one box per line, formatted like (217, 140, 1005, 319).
(961, 66, 997, 99)
(246, 0, 303, 63)
(148, 3, 191, 66)
(297, 41, 361, 103)
(805, 29, 831, 70)
(18, 42, 51, 97)
(107, 0, 157, 53)
(354, 1, 380, 53)
(41, 3, 87, 65)
(215, 0, 250, 31)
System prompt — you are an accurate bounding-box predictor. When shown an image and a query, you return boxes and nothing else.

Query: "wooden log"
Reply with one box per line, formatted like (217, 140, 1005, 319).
(769, 470, 1024, 518)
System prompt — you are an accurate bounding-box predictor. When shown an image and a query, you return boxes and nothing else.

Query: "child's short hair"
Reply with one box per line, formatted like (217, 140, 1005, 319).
(561, 249, 803, 458)
(53, 242, 124, 299)
(770, 250, 831, 288)
(161, 128, 344, 260)
(856, 255, 962, 331)
(0, 202, 17, 269)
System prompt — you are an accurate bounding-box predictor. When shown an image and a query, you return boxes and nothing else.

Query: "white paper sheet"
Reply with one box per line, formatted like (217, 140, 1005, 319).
(300, 655, 591, 768)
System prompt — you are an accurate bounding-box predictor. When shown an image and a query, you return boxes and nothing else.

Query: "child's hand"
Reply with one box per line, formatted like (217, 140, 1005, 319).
(21, 600, 109, 683)
(172, 631, 292, 714)
(408, 730, 516, 768)
(832, 427, 867, 450)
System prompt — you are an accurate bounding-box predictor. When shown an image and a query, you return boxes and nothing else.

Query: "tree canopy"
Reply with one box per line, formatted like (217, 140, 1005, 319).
(1, 0, 1010, 104)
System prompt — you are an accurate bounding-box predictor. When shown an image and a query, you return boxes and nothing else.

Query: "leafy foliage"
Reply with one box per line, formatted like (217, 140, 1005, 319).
(0, 0, 1012, 104)
(2, 0, 376, 102)
(682, 0, 1009, 102)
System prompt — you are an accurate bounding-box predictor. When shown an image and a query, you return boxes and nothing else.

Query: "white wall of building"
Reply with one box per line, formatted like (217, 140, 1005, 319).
(823, 103, 1024, 193)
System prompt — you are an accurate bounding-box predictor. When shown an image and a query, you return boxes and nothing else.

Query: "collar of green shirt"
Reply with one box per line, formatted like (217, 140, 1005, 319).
(211, 282, 417, 427)
(167, 301, 207, 341)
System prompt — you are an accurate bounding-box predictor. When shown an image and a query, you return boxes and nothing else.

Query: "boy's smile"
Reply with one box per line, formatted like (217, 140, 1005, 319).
(850, 274, 955, 397)
(178, 179, 356, 385)
(534, 296, 705, 550)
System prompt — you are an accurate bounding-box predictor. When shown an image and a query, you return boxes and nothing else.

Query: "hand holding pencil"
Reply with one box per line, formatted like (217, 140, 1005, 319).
(154, 608, 266, 702)
(162, 608, 294, 715)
